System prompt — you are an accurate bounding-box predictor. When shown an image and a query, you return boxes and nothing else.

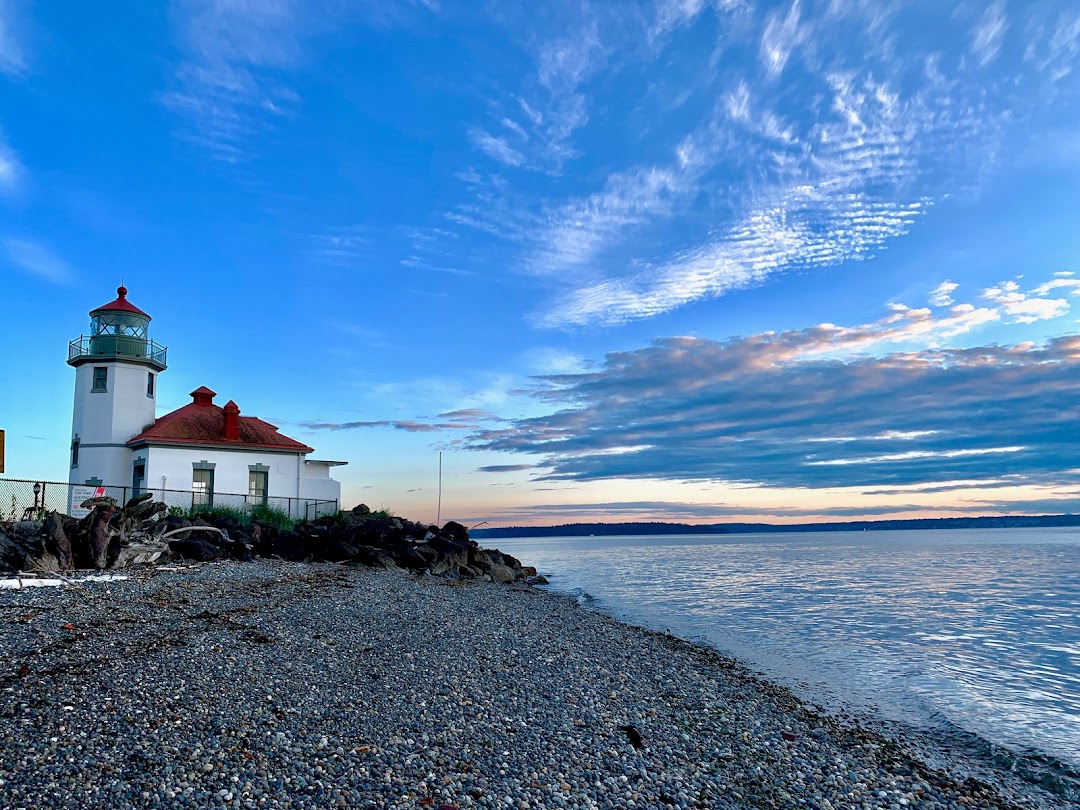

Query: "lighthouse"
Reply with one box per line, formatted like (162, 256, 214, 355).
(67, 285, 167, 507)
(64, 286, 344, 518)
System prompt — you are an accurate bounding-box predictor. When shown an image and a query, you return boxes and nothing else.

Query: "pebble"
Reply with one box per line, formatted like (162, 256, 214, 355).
(0, 560, 1071, 809)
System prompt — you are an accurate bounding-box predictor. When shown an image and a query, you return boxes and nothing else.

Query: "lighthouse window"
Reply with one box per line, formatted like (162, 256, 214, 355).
(71, 437, 80, 468)
(147, 372, 155, 398)
(92, 367, 108, 392)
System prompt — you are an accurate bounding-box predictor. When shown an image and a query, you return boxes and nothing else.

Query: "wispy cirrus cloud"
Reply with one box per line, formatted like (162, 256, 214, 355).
(1023, 7, 1080, 84)
(0, 135, 21, 192)
(760, 0, 805, 80)
(443, 2, 1072, 329)
(468, 128, 526, 167)
(163, 0, 307, 160)
(3, 238, 75, 285)
(0, 0, 28, 76)
(535, 61, 973, 326)
(164, 0, 441, 160)
(971, 1, 1008, 66)
(306, 226, 369, 266)
(929, 280, 959, 307)
(461, 5, 606, 174)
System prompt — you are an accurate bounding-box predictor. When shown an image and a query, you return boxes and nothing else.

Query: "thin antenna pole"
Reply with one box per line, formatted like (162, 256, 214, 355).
(436, 451, 442, 526)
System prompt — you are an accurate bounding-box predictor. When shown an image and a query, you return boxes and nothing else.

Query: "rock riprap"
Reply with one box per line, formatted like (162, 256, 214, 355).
(0, 501, 532, 584)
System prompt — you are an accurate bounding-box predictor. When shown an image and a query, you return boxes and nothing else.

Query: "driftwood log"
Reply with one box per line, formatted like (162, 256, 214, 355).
(0, 493, 168, 573)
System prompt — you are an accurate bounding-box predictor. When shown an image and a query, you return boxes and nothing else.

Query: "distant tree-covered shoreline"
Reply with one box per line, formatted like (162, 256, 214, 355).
(471, 514, 1080, 539)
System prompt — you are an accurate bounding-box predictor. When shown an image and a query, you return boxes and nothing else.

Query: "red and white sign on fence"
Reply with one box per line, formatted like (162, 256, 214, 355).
(69, 485, 107, 518)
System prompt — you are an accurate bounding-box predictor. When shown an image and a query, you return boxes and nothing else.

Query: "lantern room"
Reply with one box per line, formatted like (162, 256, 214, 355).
(68, 285, 167, 371)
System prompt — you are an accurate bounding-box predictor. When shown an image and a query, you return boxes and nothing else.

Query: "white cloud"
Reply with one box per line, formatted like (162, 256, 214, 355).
(541, 71, 935, 326)
(501, 118, 528, 139)
(468, 129, 526, 167)
(0, 0, 27, 76)
(442, 0, 1050, 329)
(725, 81, 751, 121)
(971, 1, 1008, 66)
(3, 238, 75, 285)
(529, 165, 685, 276)
(929, 280, 959, 307)
(983, 278, 1072, 324)
(463, 9, 611, 173)
(524, 348, 590, 375)
(0, 136, 21, 191)
(1032, 277, 1080, 296)
(1024, 9, 1080, 82)
(760, 0, 805, 80)
(652, 0, 708, 37)
(164, 0, 313, 159)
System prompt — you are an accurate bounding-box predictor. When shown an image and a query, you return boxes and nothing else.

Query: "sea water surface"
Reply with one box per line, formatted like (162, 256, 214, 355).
(495, 529, 1080, 772)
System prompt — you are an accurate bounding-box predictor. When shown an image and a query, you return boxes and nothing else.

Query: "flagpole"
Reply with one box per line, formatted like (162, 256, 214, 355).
(436, 451, 442, 526)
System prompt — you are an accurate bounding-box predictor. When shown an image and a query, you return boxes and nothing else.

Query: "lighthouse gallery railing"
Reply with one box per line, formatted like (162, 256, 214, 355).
(68, 335, 168, 367)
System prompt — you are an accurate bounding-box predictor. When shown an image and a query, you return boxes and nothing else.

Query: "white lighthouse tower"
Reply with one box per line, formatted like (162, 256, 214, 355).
(67, 285, 167, 508)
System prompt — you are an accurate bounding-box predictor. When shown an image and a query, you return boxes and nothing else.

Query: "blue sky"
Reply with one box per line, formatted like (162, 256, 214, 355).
(4, 0, 1080, 526)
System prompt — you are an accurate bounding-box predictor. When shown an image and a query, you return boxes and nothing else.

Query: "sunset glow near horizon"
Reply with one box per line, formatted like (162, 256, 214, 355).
(3, 1, 1080, 527)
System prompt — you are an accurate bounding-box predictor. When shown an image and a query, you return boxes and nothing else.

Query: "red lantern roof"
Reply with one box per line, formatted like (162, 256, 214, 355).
(90, 285, 151, 319)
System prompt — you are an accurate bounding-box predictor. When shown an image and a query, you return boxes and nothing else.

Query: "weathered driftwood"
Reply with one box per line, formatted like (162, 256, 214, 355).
(1, 493, 169, 573)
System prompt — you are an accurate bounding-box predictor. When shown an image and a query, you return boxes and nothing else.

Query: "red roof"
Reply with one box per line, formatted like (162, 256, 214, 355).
(91, 285, 151, 319)
(127, 388, 314, 453)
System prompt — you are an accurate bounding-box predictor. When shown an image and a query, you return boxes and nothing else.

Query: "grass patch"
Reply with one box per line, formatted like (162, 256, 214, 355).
(171, 503, 302, 531)
(184, 504, 250, 523)
(249, 503, 295, 530)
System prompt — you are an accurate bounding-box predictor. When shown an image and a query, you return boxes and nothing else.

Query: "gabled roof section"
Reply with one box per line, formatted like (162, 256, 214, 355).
(127, 400, 314, 453)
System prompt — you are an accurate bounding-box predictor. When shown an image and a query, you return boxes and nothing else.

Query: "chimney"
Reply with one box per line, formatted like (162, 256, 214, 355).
(223, 400, 240, 441)
(191, 386, 216, 407)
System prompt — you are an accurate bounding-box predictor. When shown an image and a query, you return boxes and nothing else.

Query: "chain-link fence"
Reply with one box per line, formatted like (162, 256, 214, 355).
(0, 477, 338, 523)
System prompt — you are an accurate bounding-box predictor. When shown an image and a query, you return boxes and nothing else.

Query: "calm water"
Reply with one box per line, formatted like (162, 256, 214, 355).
(496, 529, 1080, 769)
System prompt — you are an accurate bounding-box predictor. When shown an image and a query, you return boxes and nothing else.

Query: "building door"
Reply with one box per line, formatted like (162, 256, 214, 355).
(132, 462, 146, 497)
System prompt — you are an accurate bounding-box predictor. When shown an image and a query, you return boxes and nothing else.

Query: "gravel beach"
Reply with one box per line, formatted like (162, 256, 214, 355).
(0, 561, 1071, 810)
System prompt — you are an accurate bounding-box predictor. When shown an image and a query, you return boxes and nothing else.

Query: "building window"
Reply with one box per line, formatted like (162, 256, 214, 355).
(192, 469, 214, 507)
(92, 367, 108, 392)
(147, 372, 155, 398)
(249, 470, 268, 505)
(71, 437, 80, 468)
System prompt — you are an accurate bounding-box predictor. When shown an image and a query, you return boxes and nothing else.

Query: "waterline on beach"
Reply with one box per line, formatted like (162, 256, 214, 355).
(495, 528, 1080, 777)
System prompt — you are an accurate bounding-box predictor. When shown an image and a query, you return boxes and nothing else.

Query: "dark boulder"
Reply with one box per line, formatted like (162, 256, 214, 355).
(424, 535, 471, 569)
(168, 537, 223, 562)
(441, 521, 470, 545)
(261, 530, 308, 561)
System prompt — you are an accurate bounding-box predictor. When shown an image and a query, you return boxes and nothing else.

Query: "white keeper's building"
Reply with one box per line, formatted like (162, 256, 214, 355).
(66, 285, 344, 517)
